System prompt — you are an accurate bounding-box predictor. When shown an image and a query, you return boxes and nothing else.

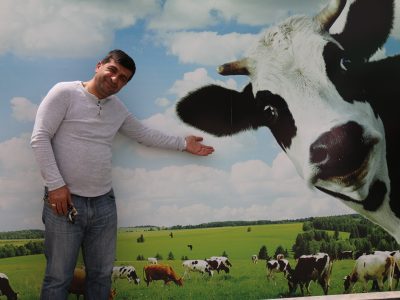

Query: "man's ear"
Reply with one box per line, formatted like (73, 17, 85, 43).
(95, 61, 103, 72)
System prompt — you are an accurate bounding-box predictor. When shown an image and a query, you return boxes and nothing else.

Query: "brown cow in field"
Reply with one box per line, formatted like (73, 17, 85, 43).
(143, 264, 183, 286)
(68, 267, 116, 300)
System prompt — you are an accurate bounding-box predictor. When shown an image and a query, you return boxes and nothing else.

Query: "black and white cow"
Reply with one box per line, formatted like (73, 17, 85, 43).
(112, 266, 140, 284)
(182, 259, 213, 278)
(252, 254, 258, 264)
(0, 273, 18, 300)
(266, 258, 292, 283)
(286, 253, 333, 296)
(209, 256, 233, 267)
(344, 253, 396, 293)
(206, 258, 230, 274)
(176, 1, 400, 242)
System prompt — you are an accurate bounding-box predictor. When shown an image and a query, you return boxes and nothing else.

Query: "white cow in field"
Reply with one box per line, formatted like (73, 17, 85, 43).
(112, 266, 140, 284)
(182, 259, 213, 278)
(147, 257, 158, 264)
(344, 253, 396, 293)
(252, 255, 258, 264)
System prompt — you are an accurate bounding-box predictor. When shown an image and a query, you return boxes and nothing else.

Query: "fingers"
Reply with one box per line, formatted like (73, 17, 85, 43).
(197, 145, 214, 156)
(48, 185, 71, 215)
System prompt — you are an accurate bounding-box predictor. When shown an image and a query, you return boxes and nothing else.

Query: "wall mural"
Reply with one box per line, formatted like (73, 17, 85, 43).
(0, 0, 399, 299)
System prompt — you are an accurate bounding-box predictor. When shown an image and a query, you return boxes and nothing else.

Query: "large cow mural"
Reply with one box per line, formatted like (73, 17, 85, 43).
(176, 0, 400, 242)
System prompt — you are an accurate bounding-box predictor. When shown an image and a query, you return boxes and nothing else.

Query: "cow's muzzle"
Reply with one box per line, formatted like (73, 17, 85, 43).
(309, 121, 379, 185)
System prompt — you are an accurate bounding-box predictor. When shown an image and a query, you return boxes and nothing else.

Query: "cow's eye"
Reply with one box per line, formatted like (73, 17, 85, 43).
(264, 105, 278, 123)
(340, 58, 351, 71)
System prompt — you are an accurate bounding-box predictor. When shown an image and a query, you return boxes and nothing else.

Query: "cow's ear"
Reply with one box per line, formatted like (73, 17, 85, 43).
(176, 83, 259, 137)
(331, 0, 394, 62)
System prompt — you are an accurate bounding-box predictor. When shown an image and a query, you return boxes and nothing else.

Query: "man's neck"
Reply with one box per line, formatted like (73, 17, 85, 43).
(82, 80, 104, 99)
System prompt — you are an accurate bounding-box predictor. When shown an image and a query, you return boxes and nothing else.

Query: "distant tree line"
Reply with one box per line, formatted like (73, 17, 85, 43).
(0, 241, 44, 258)
(0, 230, 44, 239)
(168, 217, 331, 230)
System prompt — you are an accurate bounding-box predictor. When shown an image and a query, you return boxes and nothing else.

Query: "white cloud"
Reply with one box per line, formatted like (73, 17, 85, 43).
(0, 0, 160, 58)
(160, 31, 258, 66)
(169, 68, 238, 98)
(0, 134, 44, 230)
(10, 97, 38, 122)
(112, 153, 352, 227)
(155, 97, 171, 107)
(148, 0, 326, 31)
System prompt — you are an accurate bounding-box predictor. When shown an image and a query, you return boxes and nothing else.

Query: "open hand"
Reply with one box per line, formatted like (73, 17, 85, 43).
(185, 135, 214, 156)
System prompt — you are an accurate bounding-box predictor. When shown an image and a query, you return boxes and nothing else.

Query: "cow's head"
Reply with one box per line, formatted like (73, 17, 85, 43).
(128, 269, 140, 285)
(177, 0, 394, 214)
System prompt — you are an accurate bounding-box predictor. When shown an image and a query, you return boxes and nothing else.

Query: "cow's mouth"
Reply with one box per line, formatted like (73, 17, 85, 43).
(316, 180, 387, 212)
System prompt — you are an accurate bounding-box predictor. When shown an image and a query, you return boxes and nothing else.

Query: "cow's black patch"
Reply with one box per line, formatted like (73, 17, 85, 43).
(278, 260, 287, 272)
(255, 90, 296, 150)
(331, 0, 394, 62)
(316, 180, 387, 212)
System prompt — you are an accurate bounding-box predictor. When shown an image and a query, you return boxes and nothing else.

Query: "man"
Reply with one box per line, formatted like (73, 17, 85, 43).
(31, 49, 214, 300)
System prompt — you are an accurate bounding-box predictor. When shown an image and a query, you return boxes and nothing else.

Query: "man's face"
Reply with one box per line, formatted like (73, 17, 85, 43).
(94, 59, 133, 98)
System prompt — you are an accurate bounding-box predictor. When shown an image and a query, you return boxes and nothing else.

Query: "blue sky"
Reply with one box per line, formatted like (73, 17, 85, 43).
(1, 0, 399, 230)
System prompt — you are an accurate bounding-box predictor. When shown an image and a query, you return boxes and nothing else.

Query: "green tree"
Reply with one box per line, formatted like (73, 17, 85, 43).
(258, 245, 269, 260)
(167, 251, 175, 260)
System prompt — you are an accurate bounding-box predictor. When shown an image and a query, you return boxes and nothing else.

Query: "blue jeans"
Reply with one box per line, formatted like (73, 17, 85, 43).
(40, 189, 117, 300)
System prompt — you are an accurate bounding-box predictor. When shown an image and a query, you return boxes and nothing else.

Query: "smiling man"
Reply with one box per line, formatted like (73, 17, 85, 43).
(31, 49, 214, 300)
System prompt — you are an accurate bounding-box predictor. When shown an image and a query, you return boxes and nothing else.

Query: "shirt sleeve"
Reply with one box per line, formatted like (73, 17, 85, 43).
(30, 84, 69, 191)
(119, 113, 186, 151)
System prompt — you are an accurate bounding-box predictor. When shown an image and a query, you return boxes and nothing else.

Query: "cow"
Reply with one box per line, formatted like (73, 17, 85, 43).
(0, 273, 18, 300)
(344, 253, 395, 293)
(68, 267, 116, 300)
(206, 258, 230, 274)
(182, 259, 213, 278)
(266, 259, 292, 283)
(371, 250, 400, 290)
(338, 250, 353, 260)
(252, 255, 258, 264)
(209, 256, 233, 267)
(112, 265, 140, 284)
(143, 264, 183, 287)
(176, 0, 400, 243)
(286, 253, 333, 296)
(147, 257, 158, 264)
(276, 254, 285, 260)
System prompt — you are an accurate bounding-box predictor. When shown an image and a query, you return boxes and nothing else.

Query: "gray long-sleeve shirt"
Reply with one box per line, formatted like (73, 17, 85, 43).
(31, 81, 185, 197)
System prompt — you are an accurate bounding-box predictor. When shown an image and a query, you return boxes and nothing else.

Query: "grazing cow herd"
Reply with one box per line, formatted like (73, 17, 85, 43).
(2, 251, 400, 298)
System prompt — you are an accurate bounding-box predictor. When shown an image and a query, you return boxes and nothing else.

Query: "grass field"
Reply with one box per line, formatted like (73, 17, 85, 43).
(0, 223, 397, 299)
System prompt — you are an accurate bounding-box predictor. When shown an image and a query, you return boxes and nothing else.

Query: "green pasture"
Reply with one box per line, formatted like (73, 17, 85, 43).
(0, 223, 396, 299)
(116, 223, 303, 261)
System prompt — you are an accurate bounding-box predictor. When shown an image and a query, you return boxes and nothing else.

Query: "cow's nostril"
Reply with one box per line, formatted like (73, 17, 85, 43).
(310, 121, 373, 180)
(310, 146, 329, 165)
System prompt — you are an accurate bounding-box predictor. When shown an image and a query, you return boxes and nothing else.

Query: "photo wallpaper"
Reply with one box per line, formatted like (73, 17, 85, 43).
(0, 0, 399, 299)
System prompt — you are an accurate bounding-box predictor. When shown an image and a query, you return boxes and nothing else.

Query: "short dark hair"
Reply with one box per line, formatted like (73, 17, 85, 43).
(101, 49, 136, 81)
